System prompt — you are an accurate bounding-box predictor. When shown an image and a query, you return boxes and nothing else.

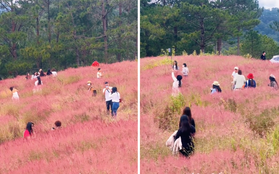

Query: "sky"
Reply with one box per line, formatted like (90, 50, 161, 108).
(258, 0, 279, 9)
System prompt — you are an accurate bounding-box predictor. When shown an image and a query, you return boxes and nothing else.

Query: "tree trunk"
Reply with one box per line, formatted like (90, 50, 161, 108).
(116, 2, 122, 62)
(47, 0, 51, 43)
(36, 17, 41, 68)
(217, 38, 222, 55)
(102, 0, 108, 63)
(199, 18, 205, 53)
(174, 26, 177, 55)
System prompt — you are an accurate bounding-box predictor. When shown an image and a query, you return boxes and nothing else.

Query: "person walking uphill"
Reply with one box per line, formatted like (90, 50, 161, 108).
(245, 73, 256, 88)
(110, 87, 121, 117)
(172, 70, 182, 96)
(103, 82, 113, 115)
(173, 60, 179, 70)
(261, 51, 266, 60)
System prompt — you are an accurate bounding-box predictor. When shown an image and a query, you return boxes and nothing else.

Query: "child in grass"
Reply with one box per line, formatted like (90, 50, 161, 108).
(97, 68, 102, 78)
(87, 81, 97, 96)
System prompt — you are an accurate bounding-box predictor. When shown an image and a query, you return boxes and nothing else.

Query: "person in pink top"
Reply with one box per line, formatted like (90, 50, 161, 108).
(24, 122, 35, 139)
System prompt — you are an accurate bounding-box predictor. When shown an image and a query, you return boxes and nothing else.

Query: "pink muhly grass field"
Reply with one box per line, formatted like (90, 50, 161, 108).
(0, 61, 137, 173)
(141, 55, 279, 173)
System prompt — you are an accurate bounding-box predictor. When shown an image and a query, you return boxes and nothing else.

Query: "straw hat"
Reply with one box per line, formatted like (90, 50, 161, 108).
(234, 67, 238, 70)
(270, 74, 276, 78)
(87, 81, 91, 84)
(212, 81, 220, 86)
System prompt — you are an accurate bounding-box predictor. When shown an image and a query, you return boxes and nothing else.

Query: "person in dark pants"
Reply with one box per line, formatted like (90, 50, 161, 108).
(261, 51, 266, 60)
(175, 115, 196, 157)
(103, 82, 112, 115)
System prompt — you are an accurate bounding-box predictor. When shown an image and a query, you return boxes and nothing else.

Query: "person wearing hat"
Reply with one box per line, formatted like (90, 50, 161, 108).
(211, 81, 222, 94)
(87, 81, 97, 96)
(269, 74, 278, 90)
(231, 67, 239, 90)
(172, 69, 182, 96)
(103, 82, 113, 115)
(10, 86, 19, 100)
(245, 73, 256, 88)
(97, 68, 102, 78)
(233, 69, 246, 90)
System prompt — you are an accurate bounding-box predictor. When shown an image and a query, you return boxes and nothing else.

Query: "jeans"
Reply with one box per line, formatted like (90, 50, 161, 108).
(106, 100, 112, 115)
(112, 102, 120, 117)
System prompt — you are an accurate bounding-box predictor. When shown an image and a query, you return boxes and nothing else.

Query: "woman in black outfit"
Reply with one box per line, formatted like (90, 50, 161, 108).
(175, 115, 195, 157)
(182, 107, 195, 128)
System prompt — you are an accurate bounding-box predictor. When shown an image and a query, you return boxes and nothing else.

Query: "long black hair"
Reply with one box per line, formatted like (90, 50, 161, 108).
(173, 61, 178, 70)
(26, 122, 34, 135)
(212, 85, 222, 92)
(179, 115, 188, 129)
(179, 117, 191, 133)
(183, 107, 193, 123)
(112, 87, 117, 94)
(37, 76, 42, 85)
(177, 75, 182, 87)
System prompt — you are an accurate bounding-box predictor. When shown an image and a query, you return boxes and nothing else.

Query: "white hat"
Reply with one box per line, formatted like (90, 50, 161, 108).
(234, 67, 238, 70)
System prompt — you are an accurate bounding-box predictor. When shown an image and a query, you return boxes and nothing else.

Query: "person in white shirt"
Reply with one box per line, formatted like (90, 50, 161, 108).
(182, 63, 189, 76)
(110, 87, 120, 117)
(103, 82, 113, 115)
(233, 69, 246, 90)
(33, 76, 43, 93)
(51, 69, 57, 77)
(172, 70, 182, 96)
(10, 87, 19, 100)
(97, 68, 102, 78)
(231, 67, 238, 90)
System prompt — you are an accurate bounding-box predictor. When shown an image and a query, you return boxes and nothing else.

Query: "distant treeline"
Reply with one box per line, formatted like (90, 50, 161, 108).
(0, 0, 137, 79)
(140, 0, 279, 59)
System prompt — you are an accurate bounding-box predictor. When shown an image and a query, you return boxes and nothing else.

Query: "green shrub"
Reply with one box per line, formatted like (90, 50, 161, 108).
(156, 94, 185, 131)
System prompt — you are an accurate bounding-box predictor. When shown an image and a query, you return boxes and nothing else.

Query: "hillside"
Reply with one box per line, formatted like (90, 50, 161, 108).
(0, 61, 137, 173)
(141, 55, 279, 173)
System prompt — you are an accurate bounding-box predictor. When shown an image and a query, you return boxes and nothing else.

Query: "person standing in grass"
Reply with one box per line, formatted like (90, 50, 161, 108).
(24, 122, 35, 139)
(110, 87, 121, 117)
(233, 69, 246, 90)
(269, 74, 278, 90)
(33, 76, 43, 93)
(46, 69, 52, 75)
(10, 87, 19, 100)
(182, 107, 195, 128)
(173, 60, 179, 70)
(172, 69, 182, 96)
(261, 51, 266, 60)
(103, 82, 113, 115)
(245, 73, 256, 88)
(231, 67, 238, 90)
(175, 115, 195, 157)
(182, 63, 189, 76)
(97, 68, 102, 78)
(211, 81, 222, 94)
